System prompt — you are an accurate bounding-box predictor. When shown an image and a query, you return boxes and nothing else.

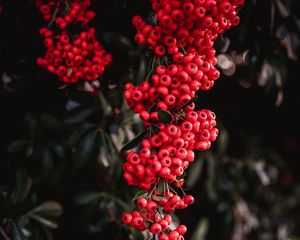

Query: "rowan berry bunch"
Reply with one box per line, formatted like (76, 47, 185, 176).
(122, 0, 244, 239)
(31, 0, 111, 90)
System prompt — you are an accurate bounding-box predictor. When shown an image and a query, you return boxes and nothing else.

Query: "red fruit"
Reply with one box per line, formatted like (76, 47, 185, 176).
(176, 148, 188, 159)
(176, 224, 187, 235)
(185, 63, 198, 75)
(132, 90, 143, 102)
(166, 125, 178, 137)
(150, 161, 162, 173)
(140, 111, 150, 122)
(155, 45, 166, 56)
(122, 0, 242, 236)
(159, 234, 169, 240)
(158, 149, 169, 158)
(195, 141, 209, 151)
(160, 74, 171, 86)
(137, 198, 148, 209)
(122, 213, 132, 224)
(156, 66, 167, 75)
(164, 214, 172, 225)
(150, 223, 162, 235)
(161, 157, 172, 167)
(147, 201, 158, 211)
(184, 195, 194, 205)
(39, 5, 50, 15)
(135, 33, 146, 44)
(159, 167, 171, 177)
(140, 148, 151, 159)
(168, 231, 180, 240)
(132, 216, 144, 227)
(186, 150, 195, 162)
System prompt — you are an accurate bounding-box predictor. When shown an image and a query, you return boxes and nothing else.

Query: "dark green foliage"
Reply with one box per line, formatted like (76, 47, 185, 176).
(1, 0, 300, 240)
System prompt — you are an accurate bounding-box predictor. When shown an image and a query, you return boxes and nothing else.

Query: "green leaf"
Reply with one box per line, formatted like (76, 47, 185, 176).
(98, 91, 112, 116)
(29, 202, 62, 229)
(10, 220, 28, 240)
(64, 105, 99, 124)
(132, 190, 148, 201)
(75, 192, 101, 205)
(175, 96, 198, 111)
(11, 168, 32, 204)
(8, 140, 29, 153)
(68, 123, 97, 147)
(102, 32, 134, 51)
(30, 201, 63, 218)
(206, 153, 218, 201)
(130, 228, 144, 240)
(121, 128, 148, 152)
(135, 54, 147, 84)
(191, 218, 209, 240)
(30, 215, 58, 229)
(186, 157, 204, 188)
(73, 130, 98, 168)
(97, 132, 111, 167)
(41, 147, 54, 174)
(217, 125, 229, 155)
(151, 124, 161, 134)
(40, 114, 63, 133)
(51, 144, 65, 159)
(98, 193, 129, 210)
(39, 224, 52, 240)
(158, 110, 173, 123)
(25, 114, 37, 140)
(148, 100, 159, 113)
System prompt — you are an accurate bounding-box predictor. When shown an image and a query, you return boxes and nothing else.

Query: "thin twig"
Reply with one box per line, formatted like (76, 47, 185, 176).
(168, 185, 178, 195)
(179, 185, 186, 196)
(162, 56, 170, 66)
(147, 182, 158, 200)
(0, 227, 10, 240)
(179, 41, 187, 55)
(145, 69, 153, 82)
(47, 5, 59, 27)
(151, 56, 156, 72)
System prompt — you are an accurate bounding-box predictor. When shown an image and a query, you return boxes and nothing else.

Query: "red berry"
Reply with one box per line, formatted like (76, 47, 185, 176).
(137, 198, 148, 209)
(122, 213, 133, 224)
(184, 195, 194, 205)
(150, 223, 162, 235)
(176, 224, 187, 235)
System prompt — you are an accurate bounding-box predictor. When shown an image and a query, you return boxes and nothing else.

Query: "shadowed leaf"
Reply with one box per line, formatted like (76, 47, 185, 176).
(158, 110, 173, 123)
(121, 128, 148, 152)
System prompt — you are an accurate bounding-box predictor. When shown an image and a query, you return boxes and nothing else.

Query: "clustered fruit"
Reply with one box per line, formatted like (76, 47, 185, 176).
(30, 0, 111, 89)
(122, 0, 244, 239)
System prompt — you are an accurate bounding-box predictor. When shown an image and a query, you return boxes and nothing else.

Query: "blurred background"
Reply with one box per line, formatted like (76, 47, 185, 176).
(1, 0, 300, 239)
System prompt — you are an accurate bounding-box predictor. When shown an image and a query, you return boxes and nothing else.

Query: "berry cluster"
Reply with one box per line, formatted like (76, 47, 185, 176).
(31, 0, 111, 89)
(123, 0, 243, 239)
(30, 0, 93, 22)
(133, 0, 243, 57)
(123, 108, 218, 189)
